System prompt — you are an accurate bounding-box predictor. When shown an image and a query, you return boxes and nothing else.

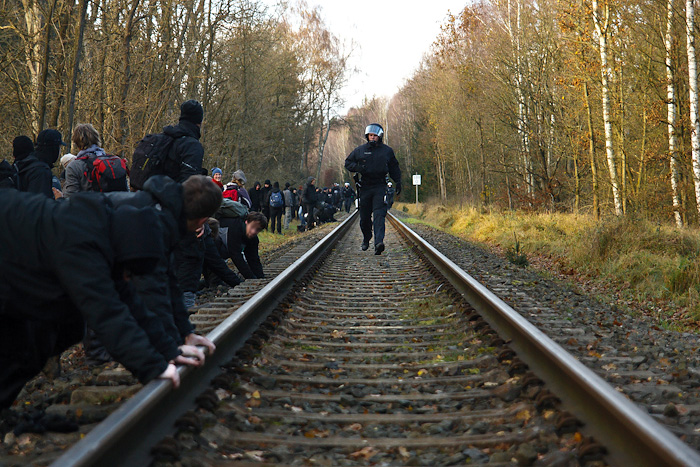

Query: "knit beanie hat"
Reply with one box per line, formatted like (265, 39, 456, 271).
(12, 136, 34, 161)
(212, 167, 222, 176)
(179, 100, 204, 124)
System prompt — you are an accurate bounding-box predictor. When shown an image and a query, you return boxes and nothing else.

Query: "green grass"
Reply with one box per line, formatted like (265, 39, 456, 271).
(395, 202, 700, 327)
(257, 218, 304, 254)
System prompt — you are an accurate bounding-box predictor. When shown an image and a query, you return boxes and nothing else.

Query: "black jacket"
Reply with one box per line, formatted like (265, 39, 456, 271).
(345, 142, 401, 188)
(105, 176, 194, 344)
(203, 229, 241, 288)
(163, 120, 204, 183)
(0, 189, 172, 383)
(219, 217, 264, 279)
(303, 183, 316, 205)
(175, 224, 241, 292)
(250, 185, 262, 212)
(342, 186, 355, 200)
(260, 185, 271, 209)
(15, 155, 53, 198)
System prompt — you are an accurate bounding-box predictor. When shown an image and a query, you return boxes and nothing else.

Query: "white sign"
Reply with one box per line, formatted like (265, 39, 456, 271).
(412, 174, 422, 186)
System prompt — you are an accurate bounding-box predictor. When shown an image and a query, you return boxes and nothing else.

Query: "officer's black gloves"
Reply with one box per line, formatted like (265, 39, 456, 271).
(395, 183, 402, 195)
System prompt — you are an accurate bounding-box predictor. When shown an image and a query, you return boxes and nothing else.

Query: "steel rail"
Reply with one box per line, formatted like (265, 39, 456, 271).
(52, 211, 358, 467)
(387, 212, 700, 467)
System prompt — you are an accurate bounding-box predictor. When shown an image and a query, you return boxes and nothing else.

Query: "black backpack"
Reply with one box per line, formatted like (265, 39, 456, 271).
(130, 133, 178, 190)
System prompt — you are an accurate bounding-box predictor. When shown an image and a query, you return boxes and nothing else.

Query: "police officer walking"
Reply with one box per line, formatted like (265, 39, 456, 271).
(345, 123, 401, 255)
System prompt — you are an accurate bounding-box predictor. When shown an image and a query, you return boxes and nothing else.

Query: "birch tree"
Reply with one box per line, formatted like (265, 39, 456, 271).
(592, 0, 623, 216)
(688, 0, 700, 216)
(668, 0, 683, 226)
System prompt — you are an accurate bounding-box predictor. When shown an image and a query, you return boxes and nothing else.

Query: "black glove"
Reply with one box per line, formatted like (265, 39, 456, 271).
(395, 183, 402, 195)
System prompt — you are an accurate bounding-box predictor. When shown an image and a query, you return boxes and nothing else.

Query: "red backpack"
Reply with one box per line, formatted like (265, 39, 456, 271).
(77, 153, 129, 192)
(223, 185, 239, 201)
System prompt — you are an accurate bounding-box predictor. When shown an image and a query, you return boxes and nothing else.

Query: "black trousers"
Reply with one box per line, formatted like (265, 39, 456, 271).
(359, 185, 388, 246)
(343, 198, 353, 213)
(269, 207, 283, 233)
(0, 313, 84, 409)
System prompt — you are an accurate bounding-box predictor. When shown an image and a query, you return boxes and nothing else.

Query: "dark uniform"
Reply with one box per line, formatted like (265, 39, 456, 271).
(345, 124, 401, 254)
(341, 184, 355, 213)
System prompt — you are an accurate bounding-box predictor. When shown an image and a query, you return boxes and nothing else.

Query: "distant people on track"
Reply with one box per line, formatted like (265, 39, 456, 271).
(301, 176, 316, 229)
(332, 183, 342, 209)
(342, 182, 355, 212)
(345, 123, 401, 255)
(260, 180, 272, 226)
(283, 182, 293, 230)
(250, 181, 262, 212)
(268, 181, 284, 234)
(0, 189, 211, 407)
(385, 181, 395, 208)
(218, 211, 267, 279)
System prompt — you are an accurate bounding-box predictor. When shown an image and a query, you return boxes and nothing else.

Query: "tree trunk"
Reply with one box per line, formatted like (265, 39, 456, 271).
(36, 0, 58, 133)
(668, 0, 684, 227)
(687, 0, 700, 217)
(118, 0, 141, 154)
(637, 108, 647, 195)
(618, 58, 627, 214)
(67, 0, 89, 142)
(315, 109, 332, 182)
(476, 117, 487, 206)
(592, 0, 623, 216)
(584, 81, 600, 220)
(22, 0, 42, 135)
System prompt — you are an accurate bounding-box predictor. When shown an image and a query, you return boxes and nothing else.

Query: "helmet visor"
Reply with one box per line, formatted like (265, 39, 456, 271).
(365, 124, 384, 138)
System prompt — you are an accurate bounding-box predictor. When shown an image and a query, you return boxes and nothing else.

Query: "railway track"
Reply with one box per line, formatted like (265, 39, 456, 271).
(48, 212, 700, 466)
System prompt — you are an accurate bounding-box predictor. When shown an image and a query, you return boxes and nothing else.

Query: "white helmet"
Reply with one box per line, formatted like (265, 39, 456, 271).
(364, 123, 384, 142)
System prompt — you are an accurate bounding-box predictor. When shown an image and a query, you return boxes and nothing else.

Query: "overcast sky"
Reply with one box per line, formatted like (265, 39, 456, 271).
(265, 0, 468, 114)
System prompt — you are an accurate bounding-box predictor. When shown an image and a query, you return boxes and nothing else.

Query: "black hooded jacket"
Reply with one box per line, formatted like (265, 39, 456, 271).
(345, 141, 401, 188)
(162, 120, 204, 183)
(0, 189, 173, 383)
(250, 183, 262, 211)
(105, 176, 194, 344)
(15, 155, 53, 198)
(303, 180, 316, 205)
(218, 217, 264, 279)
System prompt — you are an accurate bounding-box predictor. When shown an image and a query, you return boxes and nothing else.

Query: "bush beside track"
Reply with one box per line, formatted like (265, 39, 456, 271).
(395, 202, 700, 328)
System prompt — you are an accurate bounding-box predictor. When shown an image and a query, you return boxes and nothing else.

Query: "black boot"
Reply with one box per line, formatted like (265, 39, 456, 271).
(361, 242, 369, 251)
(374, 243, 385, 255)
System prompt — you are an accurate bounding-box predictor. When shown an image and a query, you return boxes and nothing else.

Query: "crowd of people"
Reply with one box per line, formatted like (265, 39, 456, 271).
(0, 100, 401, 414)
(0, 100, 274, 410)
